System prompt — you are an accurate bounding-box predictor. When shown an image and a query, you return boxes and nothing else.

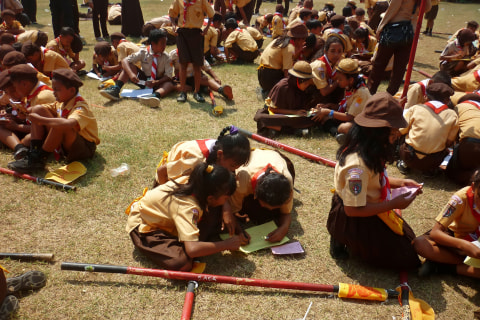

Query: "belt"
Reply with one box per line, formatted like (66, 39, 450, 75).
(406, 143, 445, 157)
(463, 137, 480, 144)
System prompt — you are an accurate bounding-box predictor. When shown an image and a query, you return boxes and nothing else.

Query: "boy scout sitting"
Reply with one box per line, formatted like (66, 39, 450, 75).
(223, 18, 260, 64)
(0, 9, 24, 35)
(8, 68, 100, 173)
(21, 40, 69, 78)
(46, 27, 86, 74)
(100, 29, 175, 108)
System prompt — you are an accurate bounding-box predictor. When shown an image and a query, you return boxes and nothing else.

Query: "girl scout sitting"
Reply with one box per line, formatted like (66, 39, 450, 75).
(126, 163, 249, 271)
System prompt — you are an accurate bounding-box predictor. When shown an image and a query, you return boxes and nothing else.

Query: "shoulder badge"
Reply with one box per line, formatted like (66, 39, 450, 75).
(192, 208, 199, 226)
(347, 168, 363, 196)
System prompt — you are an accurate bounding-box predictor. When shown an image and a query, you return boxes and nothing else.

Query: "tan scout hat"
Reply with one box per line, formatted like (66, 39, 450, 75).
(354, 92, 407, 128)
(288, 61, 313, 79)
(335, 58, 360, 74)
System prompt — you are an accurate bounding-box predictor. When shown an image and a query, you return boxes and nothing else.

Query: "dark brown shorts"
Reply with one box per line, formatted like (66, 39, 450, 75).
(65, 134, 96, 162)
(425, 4, 439, 20)
(176, 28, 204, 66)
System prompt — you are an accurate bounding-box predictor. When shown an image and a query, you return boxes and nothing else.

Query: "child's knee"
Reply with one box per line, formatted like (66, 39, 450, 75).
(412, 235, 431, 255)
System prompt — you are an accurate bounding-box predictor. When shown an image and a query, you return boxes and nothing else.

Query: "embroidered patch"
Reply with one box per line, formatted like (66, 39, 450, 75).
(349, 179, 362, 195)
(192, 208, 199, 226)
(442, 204, 456, 218)
(347, 168, 363, 179)
(318, 67, 325, 80)
(450, 195, 463, 206)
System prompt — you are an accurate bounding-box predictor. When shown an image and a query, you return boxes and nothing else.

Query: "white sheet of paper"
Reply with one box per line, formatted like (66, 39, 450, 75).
(120, 88, 153, 98)
(86, 72, 110, 81)
(391, 184, 423, 200)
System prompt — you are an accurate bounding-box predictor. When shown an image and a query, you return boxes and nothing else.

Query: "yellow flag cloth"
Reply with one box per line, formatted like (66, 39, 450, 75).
(44, 162, 87, 185)
(338, 283, 388, 301)
(191, 262, 206, 274)
(396, 287, 435, 320)
(125, 187, 148, 215)
(378, 210, 404, 235)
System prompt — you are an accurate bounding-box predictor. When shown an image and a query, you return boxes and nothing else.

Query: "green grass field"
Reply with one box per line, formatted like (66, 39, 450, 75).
(0, 0, 479, 319)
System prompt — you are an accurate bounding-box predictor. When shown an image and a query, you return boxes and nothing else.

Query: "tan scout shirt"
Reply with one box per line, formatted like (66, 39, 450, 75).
(224, 29, 258, 52)
(400, 101, 459, 157)
(335, 152, 382, 206)
(455, 100, 480, 140)
(117, 40, 140, 61)
(126, 181, 203, 242)
(16, 30, 39, 44)
(246, 26, 263, 41)
(203, 26, 218, 53)
(44, 95, 100, 145)
(452, 69, 480, 93)
(46, 38, 76, 60)
(228, 149, 293, 215)
(436, 186, 480, 239)
(311, 57, 337, 90)
(259, 40, 294, 70)
(403, 79, 430, 109)
(271, 14, 285, 39)
(41, 49, 70, 75)
(126, 46, 173, 79)
(25, 81, 55, 109)
(345, 86, 371, 117)
(169, 0, 214, 29)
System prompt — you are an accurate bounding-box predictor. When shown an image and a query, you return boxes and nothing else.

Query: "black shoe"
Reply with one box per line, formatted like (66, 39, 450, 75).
(335, 133, 346, 145)
(329, 237, 349, 260)
(13, 146, 28, 160)
(428, 31, 433, 37)
(6, 271, 47, 294)
(193, 92, 205, 103)
(100, 85, 121, 101)
(0, 295, 19, 320)
(397, 160, 409, 175)
(7, 152, 46, 173)
(418, 260, 456, 277)
(177, 91, 187, 103)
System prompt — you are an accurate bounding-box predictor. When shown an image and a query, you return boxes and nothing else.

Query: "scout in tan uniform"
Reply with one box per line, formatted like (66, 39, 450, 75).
(312, 59, 370, 141)
(398, 83, 459, 176)
(271, 5, 286, 39)
(100, 29, 174, 108)
(21, 41, 70, 78)
(396, 71, 451, 109)
(225, 148, 295, 243)
(92, 41, 118, 78)
(15, 29, 48, 47)
(451, 68, 480, 93)
(440, 29, 477, 77)
(446, 94, 480, 186)
(414, 170, 480, 278)
(257, 21, 308, 97)
(311, 35, 345, 104)
(322, 15, 353, 55)
(154, 126, 250, 186)
(8, 68, 100, 172)
(0, 10, 24, 35)
(2, 51, 51, 86)
(255, 13, 273, 36)
(126, 163, 248, 271)
(169, 0, 215, 103)
(2, 64, 56, 158)
(224, 19, 259, 64)
(327, 93, 422, 269)
(46, 27, 86, 73)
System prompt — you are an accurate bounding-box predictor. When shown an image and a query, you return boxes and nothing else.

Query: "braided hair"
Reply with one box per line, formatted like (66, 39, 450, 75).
(206, 126, 251, 167)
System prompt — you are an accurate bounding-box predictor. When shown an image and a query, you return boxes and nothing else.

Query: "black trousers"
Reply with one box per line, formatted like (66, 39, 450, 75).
(21, 0, 37, 23)
(92, 0, 109, 38)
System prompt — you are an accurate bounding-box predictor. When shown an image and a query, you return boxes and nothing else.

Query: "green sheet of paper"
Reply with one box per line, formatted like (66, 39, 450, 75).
(220, 221, 289, 253)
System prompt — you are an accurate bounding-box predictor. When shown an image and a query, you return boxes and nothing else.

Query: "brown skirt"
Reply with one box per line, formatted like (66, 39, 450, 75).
(399, 142, 448, 173)
(326, 193, 420, 270)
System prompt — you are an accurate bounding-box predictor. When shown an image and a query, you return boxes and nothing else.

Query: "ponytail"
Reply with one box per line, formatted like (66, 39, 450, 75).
(166, 163, 236, 210)
(206, 125, 251, 167)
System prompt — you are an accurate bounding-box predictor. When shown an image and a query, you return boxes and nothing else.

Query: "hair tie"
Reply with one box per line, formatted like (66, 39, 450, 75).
(229, 125, 239, 135)
(205, 165, 214, 173)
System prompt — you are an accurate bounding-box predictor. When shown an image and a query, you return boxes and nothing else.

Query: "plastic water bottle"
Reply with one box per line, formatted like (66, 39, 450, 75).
(110, 163, 130, 177)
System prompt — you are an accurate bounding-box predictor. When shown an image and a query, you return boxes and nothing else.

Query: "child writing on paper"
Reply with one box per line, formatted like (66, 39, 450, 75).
(126, 163, 249, 271)
(414, 170, 480, 278)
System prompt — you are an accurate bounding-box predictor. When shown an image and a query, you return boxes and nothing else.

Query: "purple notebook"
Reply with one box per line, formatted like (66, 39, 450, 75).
(271, 241, 304, 255)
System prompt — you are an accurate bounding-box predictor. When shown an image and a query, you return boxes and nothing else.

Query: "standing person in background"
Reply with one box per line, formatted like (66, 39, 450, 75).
(49, 0, 75, 37)
(121, 0, 144, 37)
(365, 0, 388, 32)
(368, 0, 431, 96)
(88, 0, 109, 41)
(20, 0, 36, 24)
(422, 0, 438, 36)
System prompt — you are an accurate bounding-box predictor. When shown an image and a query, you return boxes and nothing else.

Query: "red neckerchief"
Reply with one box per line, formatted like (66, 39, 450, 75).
(118, 39, 127, 45)
(251, 164, 279, 191)
(25, 82, 53, 109)
(424, 101, 449, 114)
(55, 37, 68, 57)
(183, 0, 197, 26)
(235, 27, 243, 32)
(417, 79, 430, 96)
(463, 99, 480, 110)
(338, 78, 366, 113)
(195, 139, 216, 159)
(463, 186, 480, 241)
(40, 48, 50, 74)
(379, 167, 391, 202)
(473, 70, 480, 83)
(147, 45, 159, 80)
(318, 55, 336, 84)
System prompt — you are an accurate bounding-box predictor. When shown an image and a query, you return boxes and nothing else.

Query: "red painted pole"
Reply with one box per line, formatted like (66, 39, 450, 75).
(181, 281, 198, 320)
(61, 262, 399, 300)
(237, 127, 337, 168)
(401, 0, 428, 104)
(0, 167, 76, 191)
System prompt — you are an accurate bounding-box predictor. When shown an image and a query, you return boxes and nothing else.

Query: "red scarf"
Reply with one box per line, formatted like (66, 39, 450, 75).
(463, 100, 480, 110)
(463, 186, 480, 241)
(379, 167, 391, 201)
(25, 82, 53, 109)
(424, 101, 449, 114)
(183, 0, 197, 26)
(195, 139, 216, 159)
(318, 55, 336, 84)
(473, 70, 480, 83)
(251, 164, 279, 191)
(338, 79, 366, 113)
(147, 45, 159, 80)
(417, 79, 430, 96)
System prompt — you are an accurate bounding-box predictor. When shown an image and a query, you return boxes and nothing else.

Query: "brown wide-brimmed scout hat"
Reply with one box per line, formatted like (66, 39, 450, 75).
(330, 15, 345, 25)
(335, 58, 359, 74)
(354, 92, 407, 128)
(110, 32, 126, 41)
(2, 51, 26, 67)
(287, 21, 308, 38)
(8, 63, 38, 79)
(288, 61, 313, 79)
(426, 83, 454, 101)
(0, 70, 12, 89)
(52, 68, 83, 88)
(1, 10, 15, 18)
